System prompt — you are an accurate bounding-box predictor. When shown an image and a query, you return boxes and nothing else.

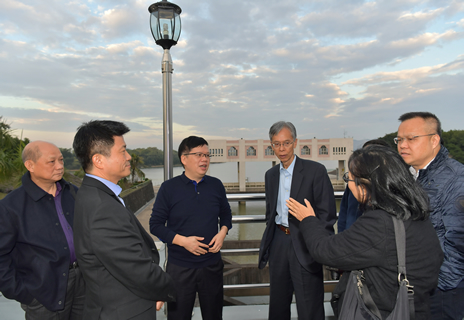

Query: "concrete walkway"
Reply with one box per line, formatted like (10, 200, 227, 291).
(0, 200, 160, 320)
(1, 199, 335, 320)
(134, 198, 160, 244)
(136, 199, 335, 320)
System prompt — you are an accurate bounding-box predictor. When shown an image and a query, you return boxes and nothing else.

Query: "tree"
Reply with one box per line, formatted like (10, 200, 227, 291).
(377, 132, 397, 149)
(127, 147, 181, 167)
(442, 130, 464, 164)
(378, 130, 464, 164)
(59, 148, 81, 170)
(130, 153, 145, 183)
(0, 117, 28, 185)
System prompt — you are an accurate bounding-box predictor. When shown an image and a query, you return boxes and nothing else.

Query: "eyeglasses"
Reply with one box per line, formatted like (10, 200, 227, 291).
(183, 152, 212, 159)
(393, 133, 436, 145)
(343, 172, 355, 183)
(271, 141, 294, 148)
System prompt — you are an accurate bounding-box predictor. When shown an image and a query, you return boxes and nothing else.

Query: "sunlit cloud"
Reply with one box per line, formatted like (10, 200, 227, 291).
(0, 0, 463, 147)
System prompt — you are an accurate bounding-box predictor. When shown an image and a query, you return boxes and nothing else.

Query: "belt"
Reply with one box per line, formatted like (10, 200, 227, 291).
(69, 261, 78, 269)
(277, 224, 290, 235)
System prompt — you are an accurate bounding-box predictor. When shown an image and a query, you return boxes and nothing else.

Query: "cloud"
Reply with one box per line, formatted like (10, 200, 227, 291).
(343, 55, 464, 86)
(0, 0, 463, 147)
(457, 18, 464, 28)
(100, 3, 146, 39)
(336, 56, 464, 136)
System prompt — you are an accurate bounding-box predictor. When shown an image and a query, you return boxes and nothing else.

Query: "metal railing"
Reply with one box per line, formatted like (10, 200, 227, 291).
(222, 191, 342, 293)
(226, 191, 344, 202)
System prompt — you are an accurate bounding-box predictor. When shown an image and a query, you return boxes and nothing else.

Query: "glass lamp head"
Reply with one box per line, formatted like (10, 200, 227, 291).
(148, 0, 182, 50)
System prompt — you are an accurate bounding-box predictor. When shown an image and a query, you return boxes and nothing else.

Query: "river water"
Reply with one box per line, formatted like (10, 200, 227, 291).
(141, 162, 274, 186)
(141, 162, 270, 243)
(141, 162, 340, 246)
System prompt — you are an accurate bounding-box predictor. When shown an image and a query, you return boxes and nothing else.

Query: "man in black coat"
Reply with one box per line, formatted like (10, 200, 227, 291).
(0, 141, 84, 319)
(258, 121, 337, 320)
(72, 120, 175, 320)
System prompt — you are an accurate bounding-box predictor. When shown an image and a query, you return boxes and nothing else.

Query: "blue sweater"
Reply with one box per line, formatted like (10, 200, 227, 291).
(150, 173, 232, 268)
(337, 186, 362, 232)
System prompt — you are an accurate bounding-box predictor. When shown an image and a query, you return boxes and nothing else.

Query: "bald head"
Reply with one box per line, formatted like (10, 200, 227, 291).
(23, 141, 64, 189)
(22, 141, 64, 183)
(22, 141, 58, 163)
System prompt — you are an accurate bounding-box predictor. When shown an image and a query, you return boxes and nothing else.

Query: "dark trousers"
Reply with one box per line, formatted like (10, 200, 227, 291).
(21, 266, 85, 320)
(166, 259, 224, 320)
(268, 225, 324, 320)
(430, 284, 464, 320)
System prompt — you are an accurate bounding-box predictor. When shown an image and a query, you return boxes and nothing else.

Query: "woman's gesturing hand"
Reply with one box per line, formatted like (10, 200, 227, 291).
(286, 198, 315, 221)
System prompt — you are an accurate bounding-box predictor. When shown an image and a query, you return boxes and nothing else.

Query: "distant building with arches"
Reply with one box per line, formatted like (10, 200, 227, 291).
(207, 137, 353, 192)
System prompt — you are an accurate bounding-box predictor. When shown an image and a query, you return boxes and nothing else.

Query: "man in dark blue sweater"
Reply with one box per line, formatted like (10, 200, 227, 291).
(150, 136, 232, 320)
(338, 139, 390, 233)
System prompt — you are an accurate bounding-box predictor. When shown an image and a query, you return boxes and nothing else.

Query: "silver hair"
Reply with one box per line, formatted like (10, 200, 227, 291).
(269, 121, 297, 141)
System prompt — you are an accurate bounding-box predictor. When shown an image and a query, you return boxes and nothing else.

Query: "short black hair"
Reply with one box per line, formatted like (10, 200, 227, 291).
(178, 136, 208, 167)
(348, 145, 430, 221)
(362, 139, 390, 148)
(73, 120, 130, 171)
(398, 111, 442, 145)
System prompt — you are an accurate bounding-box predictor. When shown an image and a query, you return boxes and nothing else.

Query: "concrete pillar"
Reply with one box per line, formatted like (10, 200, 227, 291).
(238, 161, 246, 192)
(238, 201, 246, 213)
(338, 160, 345, 180)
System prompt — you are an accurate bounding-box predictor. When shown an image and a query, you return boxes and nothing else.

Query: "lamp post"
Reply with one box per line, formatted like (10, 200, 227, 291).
(148, 0, 182, 181)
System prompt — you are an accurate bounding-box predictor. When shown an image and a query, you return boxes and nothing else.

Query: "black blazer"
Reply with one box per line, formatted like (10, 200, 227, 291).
(74, 176, 175, 320)
(258, 156, 337, 272)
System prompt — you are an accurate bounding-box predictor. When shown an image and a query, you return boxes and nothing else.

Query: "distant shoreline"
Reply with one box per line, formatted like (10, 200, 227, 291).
(142, 164, 183, 169)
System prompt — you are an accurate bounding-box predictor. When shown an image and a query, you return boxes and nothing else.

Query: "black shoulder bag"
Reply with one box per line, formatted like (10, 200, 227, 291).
(336, 216, 415, 320)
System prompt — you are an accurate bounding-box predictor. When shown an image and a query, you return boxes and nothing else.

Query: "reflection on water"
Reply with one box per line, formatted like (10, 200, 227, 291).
(228, 199, 341, 240)
(142, 162, 273, 186)
(144, 163, 343, 263)
(228, 201, 266, 241)
(226, 199, 341, 265)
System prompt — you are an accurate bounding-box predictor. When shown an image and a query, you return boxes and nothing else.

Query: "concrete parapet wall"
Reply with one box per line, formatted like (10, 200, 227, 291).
(120, 180, 155, 214)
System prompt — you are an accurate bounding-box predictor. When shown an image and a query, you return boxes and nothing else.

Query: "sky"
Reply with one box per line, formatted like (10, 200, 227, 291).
(0, 0, 463, 149)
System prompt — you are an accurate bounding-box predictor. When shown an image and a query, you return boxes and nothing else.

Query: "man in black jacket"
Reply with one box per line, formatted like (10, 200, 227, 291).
(258, 121, 337, 320)
(73, 120, 175, 320)
(0, 141, 84, 319)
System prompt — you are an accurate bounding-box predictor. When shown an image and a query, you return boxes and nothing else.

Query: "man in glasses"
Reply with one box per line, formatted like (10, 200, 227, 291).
(397, 112, 464, 319)
(258, 121, 337, 320)
(150, 136, 232, 320)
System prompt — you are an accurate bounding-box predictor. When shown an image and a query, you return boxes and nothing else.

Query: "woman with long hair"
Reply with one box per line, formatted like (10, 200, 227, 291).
(287, 145, 443, 319)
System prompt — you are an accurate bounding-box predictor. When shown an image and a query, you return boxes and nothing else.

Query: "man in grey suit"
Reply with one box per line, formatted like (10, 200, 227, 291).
(72, 120, 175, 320)
(258, 121, 337, 320)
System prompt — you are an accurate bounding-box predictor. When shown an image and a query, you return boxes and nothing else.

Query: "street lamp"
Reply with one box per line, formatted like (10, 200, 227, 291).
(148, 0, 182, 181)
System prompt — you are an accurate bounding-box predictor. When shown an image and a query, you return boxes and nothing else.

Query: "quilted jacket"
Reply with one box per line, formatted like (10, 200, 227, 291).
(417, 146, 464, 290)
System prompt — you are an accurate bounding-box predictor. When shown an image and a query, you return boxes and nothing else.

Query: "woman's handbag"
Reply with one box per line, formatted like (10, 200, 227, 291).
(336, 217, 415, 320)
